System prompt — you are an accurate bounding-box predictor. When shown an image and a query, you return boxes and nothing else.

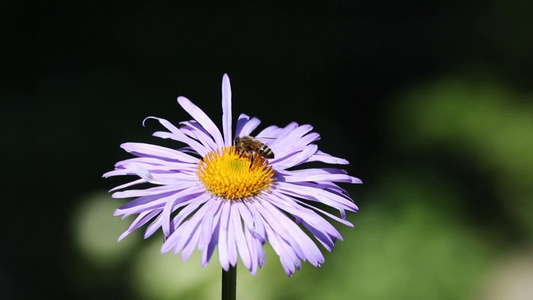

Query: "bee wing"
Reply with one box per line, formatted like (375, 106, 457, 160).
(255, 137, 276, 143)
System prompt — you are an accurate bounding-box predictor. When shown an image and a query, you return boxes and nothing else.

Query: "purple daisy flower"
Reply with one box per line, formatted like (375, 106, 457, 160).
(104, 74, 361, 276)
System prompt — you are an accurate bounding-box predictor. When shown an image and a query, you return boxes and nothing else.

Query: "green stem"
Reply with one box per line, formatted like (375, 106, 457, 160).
(222, 265, 237, 300)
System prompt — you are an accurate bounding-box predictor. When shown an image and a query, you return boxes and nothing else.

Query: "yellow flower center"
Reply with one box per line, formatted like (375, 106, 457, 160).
(197, 147, 275, 200)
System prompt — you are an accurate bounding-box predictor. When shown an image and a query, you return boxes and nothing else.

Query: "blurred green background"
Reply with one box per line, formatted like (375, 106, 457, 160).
(2, 1, 533, 299)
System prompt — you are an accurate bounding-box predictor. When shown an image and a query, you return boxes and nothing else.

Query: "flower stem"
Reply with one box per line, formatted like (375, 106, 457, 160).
(222, 265, 237, 300)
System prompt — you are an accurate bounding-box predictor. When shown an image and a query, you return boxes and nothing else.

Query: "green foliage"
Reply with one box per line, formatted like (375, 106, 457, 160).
(392, 73, 533, 236)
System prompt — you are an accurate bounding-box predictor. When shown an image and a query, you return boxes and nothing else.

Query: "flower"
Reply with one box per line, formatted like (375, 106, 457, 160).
(104, 74, 361, 276)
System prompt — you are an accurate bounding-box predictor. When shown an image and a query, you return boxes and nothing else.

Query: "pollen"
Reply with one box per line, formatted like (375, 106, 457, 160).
(197, 147, 275, 200)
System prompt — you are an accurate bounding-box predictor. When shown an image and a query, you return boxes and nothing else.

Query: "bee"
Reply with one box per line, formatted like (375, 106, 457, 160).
(234, 136, 275, 159)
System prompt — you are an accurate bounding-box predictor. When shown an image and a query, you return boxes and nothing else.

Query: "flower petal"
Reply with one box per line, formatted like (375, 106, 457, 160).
(307, 150, 349, 165)
(259, 200, 324, 265)
(235, 114, 261, 137)
(179, 120, 219, 152)
(227, 203, 238, 266)
(202, 200, 223, 267)
(118, 210, 160, 241)
(276, 181, 358, 213)
(272, 144, 318, 169)
(278, 168, 361, 184)
(234, 114, 250, 138)
(181, 223, 202, 261)
(197, 199, 219, 251)
(221, 74, 232, 147)
(256, 125, 282, 139)
(121, 142, 199, 164)
(231, 203, 252, 270)
(160, 193, 212, 253)
(217, 202, 231, 270)
(178, 96, 224, 147)
(144, 116, 210, 156)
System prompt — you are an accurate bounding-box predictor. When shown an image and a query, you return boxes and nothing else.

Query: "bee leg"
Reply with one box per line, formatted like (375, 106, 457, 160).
(249, 153, 255, 169)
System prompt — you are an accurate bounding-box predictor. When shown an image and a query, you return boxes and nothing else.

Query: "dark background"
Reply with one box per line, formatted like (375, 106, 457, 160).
(2, 1, 533, 299)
